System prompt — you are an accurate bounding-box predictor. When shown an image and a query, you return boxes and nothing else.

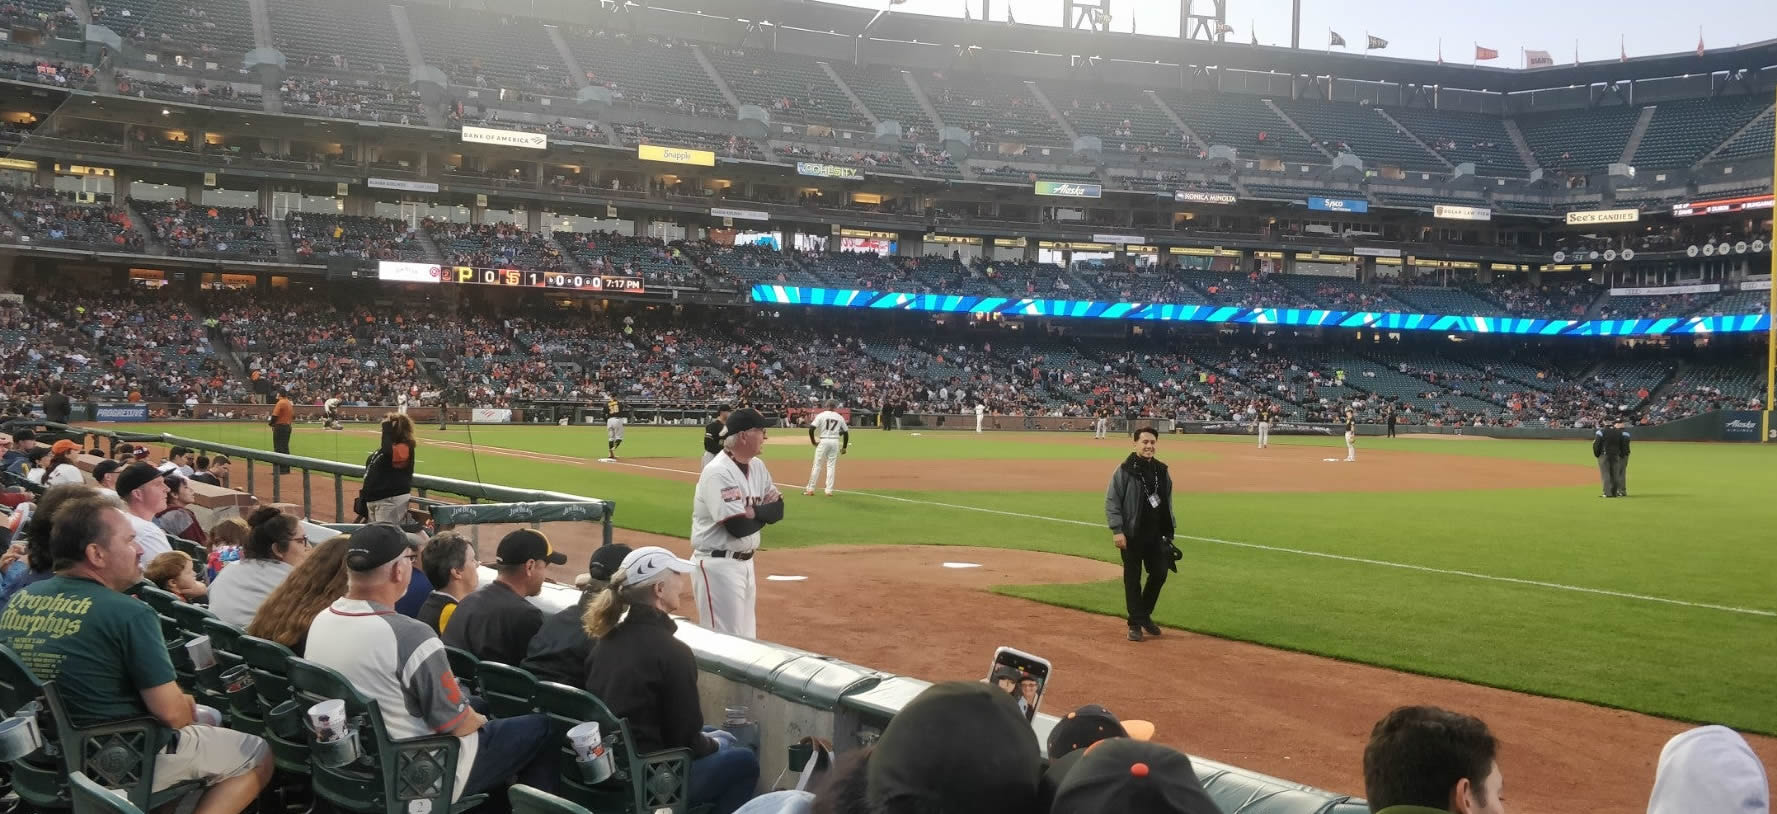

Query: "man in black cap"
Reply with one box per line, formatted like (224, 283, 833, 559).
(91, 458, 123, 497)
(306, 524, 557, 804)
(1047, 704, 1157, 761)
(862, 682, 1045, 814)
(1592, 413, 1632, 498)
(521, 543, 631, 685)
(1048, 739, 1221, 814)
(701, 405, 731, 468)
(689, 407, 783, 639)
(116, 462, 173, 564)
(1, 428, 37, 477)
(442, 529, 565, 665)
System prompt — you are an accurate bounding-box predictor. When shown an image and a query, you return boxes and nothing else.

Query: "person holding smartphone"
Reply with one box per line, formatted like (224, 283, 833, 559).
(1104, 426, 1177, 642)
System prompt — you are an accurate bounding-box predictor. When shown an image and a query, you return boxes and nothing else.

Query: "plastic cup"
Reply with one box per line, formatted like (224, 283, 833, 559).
(184, 635, 216, 671)
(306, 699, 346, 743)
(566, 721, 602, 761)
(194, 704, 222, 726)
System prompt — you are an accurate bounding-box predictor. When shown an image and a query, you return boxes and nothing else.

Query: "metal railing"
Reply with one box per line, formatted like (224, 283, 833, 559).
(69, 424, 616, 547)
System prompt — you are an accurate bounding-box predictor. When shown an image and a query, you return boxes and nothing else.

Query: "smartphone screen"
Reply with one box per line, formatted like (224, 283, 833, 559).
(987, 647, 1051, 722)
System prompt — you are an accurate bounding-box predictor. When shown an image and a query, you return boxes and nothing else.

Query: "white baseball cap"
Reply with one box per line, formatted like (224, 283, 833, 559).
(620, 546, 695, 588)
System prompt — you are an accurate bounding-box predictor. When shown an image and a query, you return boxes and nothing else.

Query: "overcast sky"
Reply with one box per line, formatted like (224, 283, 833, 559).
(819, 0, 1777, 65)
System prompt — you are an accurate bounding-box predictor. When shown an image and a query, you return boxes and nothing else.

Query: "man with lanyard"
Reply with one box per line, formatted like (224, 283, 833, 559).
(701, 405, 730, 467)
(1103, 427, 1177, 642)
(689, 408, 784, 639)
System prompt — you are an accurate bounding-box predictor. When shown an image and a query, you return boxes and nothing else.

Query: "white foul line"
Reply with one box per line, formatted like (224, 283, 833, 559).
(352, 434, 1777, 621)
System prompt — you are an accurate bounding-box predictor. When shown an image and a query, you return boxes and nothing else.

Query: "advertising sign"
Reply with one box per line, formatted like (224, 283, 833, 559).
(1564, 208, 1640, 225)
(710, 207, 769, 221)
(1307, 197, 1368, 213)
(368, 178, 441, 193)
(1434, 204, 1493, 221)
(638, 144, 716, 166)
(460, 125, 548, 150)
(1034, 181, 1103, 198)
(95, 405, 149, 422)
(471, 408, 514, 424)
(1173, 190, 1237, 204)
(1721, 411, 1763, 442)
(796, 162, 864, 180)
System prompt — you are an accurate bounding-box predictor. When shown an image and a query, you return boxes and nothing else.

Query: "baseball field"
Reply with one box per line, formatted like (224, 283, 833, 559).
(118, 420, 1775, 737)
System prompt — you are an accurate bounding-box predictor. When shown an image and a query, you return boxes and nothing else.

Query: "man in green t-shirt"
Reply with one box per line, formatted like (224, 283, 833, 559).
(1362, 705, 1506, 814)
(0, 496, 272, 814)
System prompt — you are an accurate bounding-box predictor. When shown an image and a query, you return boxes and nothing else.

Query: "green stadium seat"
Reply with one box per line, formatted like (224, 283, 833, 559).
(533, 681, 695, 814)
(40, 681, 204, 813)
(70, 770, 145, 814)
(476, 662, 540, 718)
(1195, 759, 1365, 813)
(283, 657, 488, 814)
(510, 783, 595, 814)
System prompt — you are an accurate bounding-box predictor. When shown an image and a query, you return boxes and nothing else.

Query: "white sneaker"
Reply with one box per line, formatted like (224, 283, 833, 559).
(824, 490, 833, 496)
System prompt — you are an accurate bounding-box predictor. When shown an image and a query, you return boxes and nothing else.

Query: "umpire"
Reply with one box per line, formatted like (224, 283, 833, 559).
(1104, 426, 1178, 642)
(1593, 415, 1632, 498)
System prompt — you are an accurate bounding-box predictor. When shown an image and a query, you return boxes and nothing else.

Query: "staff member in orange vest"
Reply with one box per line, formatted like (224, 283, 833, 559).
(269, 389, 294, 474)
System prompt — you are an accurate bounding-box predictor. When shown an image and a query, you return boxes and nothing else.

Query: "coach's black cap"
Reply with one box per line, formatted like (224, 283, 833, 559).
(723, 408, 769, 437)
(494, 528, 567, 566)
(345, 523, 415, 572)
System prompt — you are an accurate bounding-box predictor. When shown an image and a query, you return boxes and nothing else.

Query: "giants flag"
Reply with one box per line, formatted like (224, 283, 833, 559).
(1475, 44, 1499, 60)
(1525, 49, 1553, 68)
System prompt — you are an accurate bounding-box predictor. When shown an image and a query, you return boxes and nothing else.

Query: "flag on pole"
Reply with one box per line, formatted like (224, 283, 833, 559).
(1329, 30, 1346, 48)
(1216, 22, 1234, 35)
(1620, 35, 1627, 62)
(888, 0, 907, 5)
(1474, 44, 1498, 60)
(1525, 49, 1553, 68)
(1366, 34, 1387, 50)
(1006, 7, 1015, 23)
(963, 2, 971, 21)
(1251, 24, 1259, 46)
(1696, 27, 1704, 56)
(1437, 38, 1443, 65)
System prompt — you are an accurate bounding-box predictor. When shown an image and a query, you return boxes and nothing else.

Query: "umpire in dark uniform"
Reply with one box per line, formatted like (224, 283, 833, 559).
(1104, 426, 1178, 642)
(1593, 414, 1632, 497)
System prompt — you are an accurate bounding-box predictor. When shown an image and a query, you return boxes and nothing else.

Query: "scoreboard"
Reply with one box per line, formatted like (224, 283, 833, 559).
(378, 262, 645, 293)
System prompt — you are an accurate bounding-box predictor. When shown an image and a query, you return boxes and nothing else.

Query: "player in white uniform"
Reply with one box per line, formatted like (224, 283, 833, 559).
(323, 396, 343, 430)
(605, 400, 626, 461)
(803, 400, 849, 496)
(397, 391, 409, 415)
(975, 402, 986, 433)
(689, 409, 783, 638)
(1344, 409, 1357, 462)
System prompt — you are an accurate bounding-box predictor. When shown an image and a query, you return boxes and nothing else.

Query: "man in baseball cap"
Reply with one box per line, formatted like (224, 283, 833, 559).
(309, 522, 558, 804)
(1047, 704, 1157, 761)
(91, 459, 123, 496)
(520, 543, 633, 685)
(1049, 738, 1220, 814)
(864, 681, 1045, 814)
(115, 462, 173, 564)
(442, 529, 563, 665)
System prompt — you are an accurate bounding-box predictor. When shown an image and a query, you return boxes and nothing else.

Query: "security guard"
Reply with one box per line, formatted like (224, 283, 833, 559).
(1593, 415, 1632, 498)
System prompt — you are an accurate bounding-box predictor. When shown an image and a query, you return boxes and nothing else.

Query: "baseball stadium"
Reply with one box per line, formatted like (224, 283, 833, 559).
(0, 0, 1770, 812)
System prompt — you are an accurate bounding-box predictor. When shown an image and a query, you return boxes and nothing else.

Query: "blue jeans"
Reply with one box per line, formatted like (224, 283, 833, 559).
(690, 743, 760, 814)
(463, 713, 557, 801)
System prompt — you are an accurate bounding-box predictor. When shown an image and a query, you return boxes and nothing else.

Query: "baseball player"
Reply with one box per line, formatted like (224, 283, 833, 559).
(1343, 409, 1357, 462)
(701, 404, 731, 467)
(323, 395, 343, 430)
(1093, 407, 1108, 439)
(690, 408, 783, 638)
(803, 400, 849, 496)
(1256, 402, 1272, 449)
(974, 402, 986, 433)
(605, 399, 625, 461)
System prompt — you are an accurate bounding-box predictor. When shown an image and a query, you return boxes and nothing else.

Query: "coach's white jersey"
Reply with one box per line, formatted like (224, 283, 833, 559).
(691, 452, 775, 553)
(810, 410, 848, 441)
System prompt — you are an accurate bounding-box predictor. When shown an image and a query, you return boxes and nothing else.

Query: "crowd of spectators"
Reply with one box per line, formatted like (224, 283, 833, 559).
(288, 212, 425, 265)
(1, 186, 146, 252)
(136, 199, 278, 260)
(279, 75, 424, 123)
(426, 220, 564, 271)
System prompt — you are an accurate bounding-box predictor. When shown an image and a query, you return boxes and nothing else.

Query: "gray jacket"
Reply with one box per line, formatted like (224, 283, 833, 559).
(1105, 455, 1177, 540)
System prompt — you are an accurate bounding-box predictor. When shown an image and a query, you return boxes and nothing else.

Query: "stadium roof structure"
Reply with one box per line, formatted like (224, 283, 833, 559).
(646, 0, 1777, 93)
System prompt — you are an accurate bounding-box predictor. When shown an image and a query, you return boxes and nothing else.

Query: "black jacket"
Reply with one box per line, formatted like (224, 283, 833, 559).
(582, 604, 715, 758)
(41, 393, 70, 424)
(441, 580, 543, 665)
(361, 423, 415, 502)
(703, 420, 724, 455)
(1592, 427, 1631, 458)
(1105, 454, 1176, 541)
(522, 594, 595, 686)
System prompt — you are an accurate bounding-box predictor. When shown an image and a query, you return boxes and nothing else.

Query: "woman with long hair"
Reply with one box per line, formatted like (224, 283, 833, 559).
(153, 474, 207, 544)
(360, 413, 416, 525)
(207, 506, 313, 628)
(583, 547, 759, 814)
(244, 535, 348, 655)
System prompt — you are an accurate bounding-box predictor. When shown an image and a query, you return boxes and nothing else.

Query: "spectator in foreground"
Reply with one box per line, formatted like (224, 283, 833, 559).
(1049, 738, 1221, 814)
(207, 507, 311, 627)
(205, 516, 247, 579)
(361, 414, 416, 524)
(116, 462, 174, 562)
(416, 531, 477, 635)
(584, 546, 758, 814)
(305, 524, 555, 805)
(91, 458, 123, 496)
(522, 542, 629, 685)
(40, 440, 84, 487)
(0, 495, 274, 813)
(155, 473, 207, 544)
(191, 455, 229, 488)
(19, 447, 51, 485)
(244, 534, 349, 655)
(1646, 725, 1768, 814)
(144, 550, 208, 603)
(1362, 705, 1505, 814)
(0, 429, 38, 476)
(442, 529, 560, 665)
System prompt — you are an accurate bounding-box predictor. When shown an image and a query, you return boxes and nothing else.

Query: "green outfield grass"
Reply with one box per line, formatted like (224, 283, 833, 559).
(114, 422, 1777, 733)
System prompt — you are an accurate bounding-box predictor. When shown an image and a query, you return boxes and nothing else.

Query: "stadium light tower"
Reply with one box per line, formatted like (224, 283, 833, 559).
(1180, 0, 1228, 42)
(1062, 0, 1110, 32)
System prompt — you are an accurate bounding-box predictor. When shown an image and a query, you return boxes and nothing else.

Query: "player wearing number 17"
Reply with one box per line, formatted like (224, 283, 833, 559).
(804, 400, 849, 496)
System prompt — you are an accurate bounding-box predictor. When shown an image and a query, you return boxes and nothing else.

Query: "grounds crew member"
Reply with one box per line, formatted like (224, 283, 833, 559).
(1104, 427, 1178, 642)
(1593, 414, 1632, 498)
(701, 405, 731, 467)
(690, 408, 783, 638)
(269, 389, 293, 474)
